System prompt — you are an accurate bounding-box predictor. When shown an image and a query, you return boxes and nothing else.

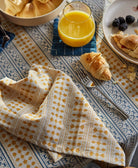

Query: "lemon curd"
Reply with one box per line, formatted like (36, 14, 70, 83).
(58, 10, 95, 47)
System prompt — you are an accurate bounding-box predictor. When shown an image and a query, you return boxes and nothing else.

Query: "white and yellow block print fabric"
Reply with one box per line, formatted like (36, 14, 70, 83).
(0, 64, 125, 166)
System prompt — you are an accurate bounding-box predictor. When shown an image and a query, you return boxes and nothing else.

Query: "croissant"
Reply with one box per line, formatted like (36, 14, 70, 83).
(112, 31, 138, 59)
(80, 52, 112, 81)
(4, 0, 30, 16)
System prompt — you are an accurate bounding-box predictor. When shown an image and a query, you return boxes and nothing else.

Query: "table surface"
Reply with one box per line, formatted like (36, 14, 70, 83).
(0, 0, 138, 168)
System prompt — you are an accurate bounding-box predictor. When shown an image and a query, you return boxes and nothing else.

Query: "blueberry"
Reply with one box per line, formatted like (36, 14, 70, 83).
(112, 18, 120, 27)
(119, 23, 128, 31)
(126, 15, 135, 24)
(118, 17, 125, 24)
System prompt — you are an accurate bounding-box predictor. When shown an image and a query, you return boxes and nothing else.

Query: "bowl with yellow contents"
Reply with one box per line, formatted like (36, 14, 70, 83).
(0, 0, 66, 26)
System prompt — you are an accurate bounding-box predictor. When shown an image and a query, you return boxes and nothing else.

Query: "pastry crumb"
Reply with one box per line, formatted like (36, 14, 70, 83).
(113, 81, 119, 84)
(128, 66, 135, 72)
(134, 29, 138, 35)
(90, 82, 95, 87)
(127, 72, 136, 81)
(122, 64, 127, 68)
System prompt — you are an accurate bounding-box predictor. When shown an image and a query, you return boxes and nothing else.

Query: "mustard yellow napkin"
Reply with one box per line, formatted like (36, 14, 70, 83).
(0, 64, 125, 166)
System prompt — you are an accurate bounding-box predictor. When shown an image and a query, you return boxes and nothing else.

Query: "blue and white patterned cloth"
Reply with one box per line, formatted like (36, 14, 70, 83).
(0, 31, 15, 52)
(0, 0, 138, 168)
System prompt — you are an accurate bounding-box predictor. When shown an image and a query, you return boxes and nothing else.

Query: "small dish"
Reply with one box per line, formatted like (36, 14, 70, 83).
(103, 0, 138, 64)
(0, 0, 66, 26)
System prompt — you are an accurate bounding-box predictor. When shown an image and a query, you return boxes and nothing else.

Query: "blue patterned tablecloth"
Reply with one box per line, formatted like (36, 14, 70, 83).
(0, 0, 138, 168)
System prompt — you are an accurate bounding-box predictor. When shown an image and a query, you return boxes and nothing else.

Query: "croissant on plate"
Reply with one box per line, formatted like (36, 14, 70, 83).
(112, 31, 138, 59)
(80, 52, 112, 81)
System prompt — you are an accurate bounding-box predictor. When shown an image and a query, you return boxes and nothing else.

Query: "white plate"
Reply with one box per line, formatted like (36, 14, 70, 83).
(103, 0, 138, 64)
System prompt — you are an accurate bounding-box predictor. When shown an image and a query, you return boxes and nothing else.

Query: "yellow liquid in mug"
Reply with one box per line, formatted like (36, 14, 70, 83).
(58, 10, 95, 47)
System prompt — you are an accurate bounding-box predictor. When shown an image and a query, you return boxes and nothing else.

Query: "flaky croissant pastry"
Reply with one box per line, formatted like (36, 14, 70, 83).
(4, 0, 30, 16)
(112, 31, 138, 59)
(80, 52, 112, 81)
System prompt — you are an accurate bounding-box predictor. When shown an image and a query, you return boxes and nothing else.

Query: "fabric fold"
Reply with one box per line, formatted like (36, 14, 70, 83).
(0, 30, 15, 52)
(0, 64, 125, 166)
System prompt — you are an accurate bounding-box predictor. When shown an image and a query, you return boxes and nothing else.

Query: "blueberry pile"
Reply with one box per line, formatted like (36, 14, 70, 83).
(112, 15, 136, 31)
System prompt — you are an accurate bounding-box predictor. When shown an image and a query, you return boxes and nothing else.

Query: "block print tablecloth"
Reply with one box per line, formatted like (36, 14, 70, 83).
(0, 0, 138, 168)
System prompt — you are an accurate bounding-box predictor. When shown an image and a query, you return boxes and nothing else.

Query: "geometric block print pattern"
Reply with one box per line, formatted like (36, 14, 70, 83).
(0, 143, 14, 168)
(0, 64, 125, 166)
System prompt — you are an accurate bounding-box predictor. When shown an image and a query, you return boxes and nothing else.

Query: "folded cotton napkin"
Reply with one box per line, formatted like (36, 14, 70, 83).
(0, 64, 125, 166)
(0, 30, 15, 52)
(51, 19, 97, 56)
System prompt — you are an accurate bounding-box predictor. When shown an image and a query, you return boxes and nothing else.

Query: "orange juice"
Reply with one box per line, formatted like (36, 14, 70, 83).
(58, 10, 95, 47)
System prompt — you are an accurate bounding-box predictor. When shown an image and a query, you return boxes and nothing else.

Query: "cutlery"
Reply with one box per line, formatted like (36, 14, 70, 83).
(77, 68, 129, 119)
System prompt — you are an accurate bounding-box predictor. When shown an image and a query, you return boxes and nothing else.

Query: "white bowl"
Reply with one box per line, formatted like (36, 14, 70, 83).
(0, 0, 66, 26)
